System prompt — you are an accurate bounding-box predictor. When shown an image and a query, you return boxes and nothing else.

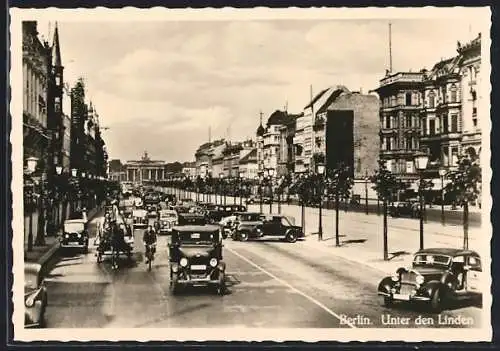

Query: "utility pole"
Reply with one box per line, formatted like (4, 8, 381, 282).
(389, 22, 393, 73)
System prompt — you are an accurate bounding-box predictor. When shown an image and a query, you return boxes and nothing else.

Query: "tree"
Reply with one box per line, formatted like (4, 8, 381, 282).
(325, 163, 354, 247)
(370, 159, 401, 260)
(293, 173, 314, 232)
(444, 151, 481, 249)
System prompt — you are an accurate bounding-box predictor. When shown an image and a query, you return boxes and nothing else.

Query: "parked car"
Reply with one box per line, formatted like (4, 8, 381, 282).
(229, 212, 264, 240)
(24, 263, 48, 328)
(232, 213, 304, 243)
(177, 213, 207, 226)
(60, 218, 89, 253)
(378, 248, 483, 312)
(158, 209, 179, 234)
(389, 201, 421, 218)
(132, 209, 148, 228)
(144, 192, 161, 205)
(168, 224, 226, 295)
(206, 205, 247, 224)
(246, 196, 258, 204)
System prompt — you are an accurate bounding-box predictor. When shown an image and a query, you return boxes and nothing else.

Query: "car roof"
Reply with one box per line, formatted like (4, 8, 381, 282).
(172, 224, 220, 232)
(415, 248, 480, 257)
(236, 211, 261, 215)
(65, 219, 86, 224)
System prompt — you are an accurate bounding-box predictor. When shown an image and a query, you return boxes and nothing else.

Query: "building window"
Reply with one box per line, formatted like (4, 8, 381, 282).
(450, 84, 458, 102)
(429, 91, 435, 108)
(385, 116, 391, 129)
(442, 146, 449, 166)
(405, 92, 412, 106)
(441, 85, 447, 103)
(442, 114, 448, 133)
(406, 114, 412, 128)
(429, 119, 435, 136)
(385, 137, 391, 151)
(451, 114, 458, 132)
(451, 147, 459, 166)
(406, 161, 414, 174)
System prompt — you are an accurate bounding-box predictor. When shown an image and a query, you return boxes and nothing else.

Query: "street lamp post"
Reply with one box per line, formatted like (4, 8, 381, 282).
(316, 164, 325, 241)
(257, 174, 263, 213)
(438, 168, 446, 225)
(25, 157, 39, 252)
(55, 166, 63, 231)
(266, 169, 275, 214)
(365, 171, 369, 215)
(414, 152, 429, 251)
(219, 174, 225, 206)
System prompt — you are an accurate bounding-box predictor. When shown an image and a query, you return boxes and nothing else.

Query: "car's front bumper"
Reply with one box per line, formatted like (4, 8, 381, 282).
(60, 240, 87, 248)
(177, 276, 222, 285)
(378, 290, 431, 302)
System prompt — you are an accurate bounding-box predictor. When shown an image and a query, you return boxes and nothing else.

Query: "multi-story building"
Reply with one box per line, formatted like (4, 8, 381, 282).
(293, 86, 350, 173)
(457, 33, 482, 161)
(210, 142, 226, 178)
(374, 71, 425, 184)
(194, 139, 225, 177)
(23, 21, 50, 173)
(256, 113, 265, 176)
(124, 151, 167, 183)
(315, 90, 380, 178)
(238, 148, 258, 179)
(374, 32, 482, 187)
(222, 142, 243, 178)
(181, 161, 197, 180)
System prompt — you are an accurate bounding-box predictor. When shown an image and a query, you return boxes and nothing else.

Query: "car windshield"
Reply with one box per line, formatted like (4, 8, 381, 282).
(177, 231, 216, 245)
(25, 273, 38, 291)
(133, 210, 146, 216)
(64, 222, 84, 232)
(413, 254, 451, 268)
(238, 214, 261, 221)
(69, 211, 84, 220)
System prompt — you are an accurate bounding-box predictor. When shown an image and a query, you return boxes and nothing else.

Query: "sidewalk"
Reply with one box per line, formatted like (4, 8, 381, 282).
(23, 203, 104, 269)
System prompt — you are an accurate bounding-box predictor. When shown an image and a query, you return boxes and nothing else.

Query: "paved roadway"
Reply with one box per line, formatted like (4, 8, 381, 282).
(43, 209, 482, 329)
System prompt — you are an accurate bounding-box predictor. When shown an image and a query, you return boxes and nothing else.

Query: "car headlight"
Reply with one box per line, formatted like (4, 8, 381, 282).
(416, 275, 424, 285)
(65, 234, 69, 239)
(180, 257, 188, 267)
(256, 228, 262, 233)
(77, 233, 81, 238)
(391, 274, 399, 282)
(209, 258, 218, 267)
(25, 296, 35, 308)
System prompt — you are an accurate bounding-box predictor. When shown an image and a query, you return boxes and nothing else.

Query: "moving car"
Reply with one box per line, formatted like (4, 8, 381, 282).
(206, 205, 247, 224)
(24, 263, 47, 328)
(147, 204, 160, 218)
(389, 201, 421, 218)
(158, 209, 179, 234)
(377, 248, 483, 312)
(178, 213, 207, 226)
(232, 214, 304, 243)
(132, 209, 148, 228)
(168, 225, 226, 295)
(144, 192, 161, 205)
(60, 219, 89, 253)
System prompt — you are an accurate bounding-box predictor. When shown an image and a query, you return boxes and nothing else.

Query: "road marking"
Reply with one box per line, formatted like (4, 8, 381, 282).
(226, 247, 357, 328)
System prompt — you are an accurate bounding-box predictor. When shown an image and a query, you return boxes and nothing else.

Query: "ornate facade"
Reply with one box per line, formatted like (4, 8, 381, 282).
(124, 151, 167, 183)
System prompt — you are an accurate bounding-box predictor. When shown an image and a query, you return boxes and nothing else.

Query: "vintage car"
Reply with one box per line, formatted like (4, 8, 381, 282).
(168, 225, 226, 295)
(378, 248, 483, 312)
(144, 192, 161, 205)
(147, 204, 160, 218)
(206, 204, 247, 223)
(24, 263, 48, 328)
(232, 214, 304, 243)
(132, 209, 148, 228)
(389, 201, 421, 218)
(178, 213, 207, 226)
(60, 219, 89, 253)
(158, 209, 179, 234)
(133, 197, 144, 209)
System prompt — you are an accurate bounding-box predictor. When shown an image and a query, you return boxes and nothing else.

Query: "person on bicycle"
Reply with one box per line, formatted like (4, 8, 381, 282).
(143, 225, 157, 264)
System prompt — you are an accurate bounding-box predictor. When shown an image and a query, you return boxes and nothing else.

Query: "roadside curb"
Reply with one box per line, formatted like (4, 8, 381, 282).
(301, 237, 402, 276)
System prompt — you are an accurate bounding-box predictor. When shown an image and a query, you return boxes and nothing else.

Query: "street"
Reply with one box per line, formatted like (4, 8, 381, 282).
(43, 209, 482, 329)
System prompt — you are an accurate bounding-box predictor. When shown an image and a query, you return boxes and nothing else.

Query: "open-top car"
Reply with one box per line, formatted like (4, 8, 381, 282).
(168, 225, 226, 295)
(178, 213, 207, 226)
(378, 248, 483, 312)
(61, 219, 90, 253)
(132, 209, 148, 228)
(232, 213, 304, 243)
(24, 263, 47, 328)
(158, 209, 178, 234)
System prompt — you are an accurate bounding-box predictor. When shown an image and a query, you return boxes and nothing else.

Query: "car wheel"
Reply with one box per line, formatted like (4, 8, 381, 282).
(239, 232, 249, 242)
(383, 296, 393, 307)
(96, 252, 102, 263)
(217, 272, 226, 296)
(286, 231, 297, 243)
(429, 289, 443, 313)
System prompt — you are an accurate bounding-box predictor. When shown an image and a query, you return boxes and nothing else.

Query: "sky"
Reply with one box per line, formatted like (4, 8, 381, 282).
(31, 13, 485, 163)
